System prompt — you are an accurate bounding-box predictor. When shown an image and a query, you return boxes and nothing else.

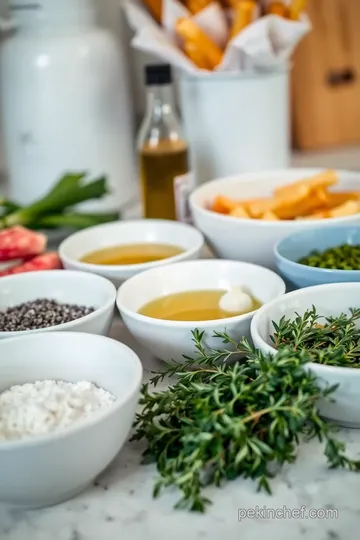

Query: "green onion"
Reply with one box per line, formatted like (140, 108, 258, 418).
(0, 173, 110, 230)
(0, 198, 21, 216)
(36, 212, 119, 230)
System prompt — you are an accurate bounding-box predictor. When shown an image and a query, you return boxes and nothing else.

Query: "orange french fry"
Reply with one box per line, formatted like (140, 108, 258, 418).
(271, 186, 325, 220)
(143, 0, 162, 23)
(229, 206, 251, 218)
(274, 170, 338, 200)
(266, 1, 288, 17)
(318, 190, 360, 209)
(240, 197, 267, 210)
(185, 0, 213, 15)
(302, 187, 332, 212)
(182, 40, 211, 70)
(247, 198, 274, 218)
(211, 195, 237, 213)
(328, 200, 360, 219)
(296, 210, 329, 220)
(270, 185, 309, 216)
(220, 0, 238, 7)
(230, 1, 258, 40)
(274, 202, 307, 220)
(176, 18, 223, 70)
(261, 211, 279, 220)
(288, 0, 307, 20)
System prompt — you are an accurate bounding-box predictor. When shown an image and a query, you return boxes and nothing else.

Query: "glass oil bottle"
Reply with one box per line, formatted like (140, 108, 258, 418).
(137, 64, 190, 221)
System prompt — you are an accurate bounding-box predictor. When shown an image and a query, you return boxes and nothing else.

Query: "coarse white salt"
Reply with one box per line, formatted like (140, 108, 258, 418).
(0, 380, 116, 442)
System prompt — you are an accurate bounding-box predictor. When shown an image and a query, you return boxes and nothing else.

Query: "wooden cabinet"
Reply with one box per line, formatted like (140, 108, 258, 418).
(292, 0, 360, 149)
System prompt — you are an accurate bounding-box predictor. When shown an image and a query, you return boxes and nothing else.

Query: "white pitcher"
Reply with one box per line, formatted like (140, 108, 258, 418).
(0, 0, 137, 212)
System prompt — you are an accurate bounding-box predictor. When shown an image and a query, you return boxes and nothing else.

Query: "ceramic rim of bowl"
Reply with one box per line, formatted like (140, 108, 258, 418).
(0, 332, 143, 450)
(0, 270, 117, 338)
(116, 260, 286, 329)
(59, 220, 205, 273)
(274, 226, 360, 276)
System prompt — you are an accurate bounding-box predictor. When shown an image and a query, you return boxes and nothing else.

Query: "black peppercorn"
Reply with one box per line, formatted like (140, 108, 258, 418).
(0, 299, 95, 332)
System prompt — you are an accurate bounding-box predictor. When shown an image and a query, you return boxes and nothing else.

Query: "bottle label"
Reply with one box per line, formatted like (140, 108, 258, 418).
(174, 172, 193, 223)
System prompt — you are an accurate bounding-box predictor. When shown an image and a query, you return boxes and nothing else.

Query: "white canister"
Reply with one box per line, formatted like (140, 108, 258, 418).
(179, 69, 290, 186)
(0, 0, 137, 212)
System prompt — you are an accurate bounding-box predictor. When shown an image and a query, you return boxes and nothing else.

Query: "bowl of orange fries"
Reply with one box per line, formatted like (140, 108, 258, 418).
(189, 168, 360, 269)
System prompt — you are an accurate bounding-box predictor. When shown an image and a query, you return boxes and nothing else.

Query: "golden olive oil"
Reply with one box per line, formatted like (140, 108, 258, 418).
(80, 243, 184, 265)
(138, 290, 262, 322)
(140, 140, 189, 220)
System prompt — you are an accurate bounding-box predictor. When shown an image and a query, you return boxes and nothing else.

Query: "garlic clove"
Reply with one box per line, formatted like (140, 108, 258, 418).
(219, 286, 253, 314)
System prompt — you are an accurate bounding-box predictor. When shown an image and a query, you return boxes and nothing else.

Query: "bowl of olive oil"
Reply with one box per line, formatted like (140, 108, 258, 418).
(59, 220, 204, 286)
(116, 259, 286, 363)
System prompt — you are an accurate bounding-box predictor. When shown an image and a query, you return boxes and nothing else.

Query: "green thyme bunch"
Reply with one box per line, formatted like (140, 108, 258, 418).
(272, 306, 360, 368)
(131, 330, 360, 512)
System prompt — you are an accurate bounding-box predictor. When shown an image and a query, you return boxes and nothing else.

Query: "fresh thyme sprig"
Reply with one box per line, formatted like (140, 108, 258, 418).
(149, 329, 248, 386)
(131, 331, 360, 512)
(272, 306, 360, 368)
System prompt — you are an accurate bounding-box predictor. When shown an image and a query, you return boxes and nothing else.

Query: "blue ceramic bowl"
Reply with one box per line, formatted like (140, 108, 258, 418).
(274, 226, 360, 289)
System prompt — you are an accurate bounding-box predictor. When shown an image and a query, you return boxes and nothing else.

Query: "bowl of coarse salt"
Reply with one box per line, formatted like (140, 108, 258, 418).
(0, 331, 142, 508)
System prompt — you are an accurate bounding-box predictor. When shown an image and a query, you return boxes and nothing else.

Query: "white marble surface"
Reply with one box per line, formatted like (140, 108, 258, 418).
(1, 316, 360, 540)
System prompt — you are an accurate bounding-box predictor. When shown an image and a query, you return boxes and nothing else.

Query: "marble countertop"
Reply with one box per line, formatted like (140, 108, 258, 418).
(1, 317, 360, 540)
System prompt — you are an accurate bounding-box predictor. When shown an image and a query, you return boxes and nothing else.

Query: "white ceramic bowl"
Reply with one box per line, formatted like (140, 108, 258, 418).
(0, 270, 116, 339)
(250, 283, 360, 428)
(0, 331, 142, 508)
(190, 168, 360, 270)
(117, 259, 286, 363)
(59, 219, 204, 286)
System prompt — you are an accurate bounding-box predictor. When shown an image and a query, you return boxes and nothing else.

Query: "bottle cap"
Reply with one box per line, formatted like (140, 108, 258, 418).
(145, 64, 172, 86)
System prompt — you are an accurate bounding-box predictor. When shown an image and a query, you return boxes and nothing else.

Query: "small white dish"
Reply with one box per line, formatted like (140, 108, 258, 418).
(250, 283, 360, 428)
(59, 219, 204, 286)
(0, 270, 116, 339)
(0, 331, 142, 508)
(116, 259, 286, 363)
(190, 168, 360, 270)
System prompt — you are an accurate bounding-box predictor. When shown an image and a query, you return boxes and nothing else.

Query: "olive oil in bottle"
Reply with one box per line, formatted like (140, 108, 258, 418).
(137, 64, 190, 221)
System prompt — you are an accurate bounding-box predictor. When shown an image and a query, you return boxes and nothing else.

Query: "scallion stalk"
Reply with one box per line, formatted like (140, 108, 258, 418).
(0, 173, 109, 229)
(36, 212, 119, 230)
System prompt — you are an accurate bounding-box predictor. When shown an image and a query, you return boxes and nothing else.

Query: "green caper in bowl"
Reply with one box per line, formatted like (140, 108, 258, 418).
(298, 244, 360, 270)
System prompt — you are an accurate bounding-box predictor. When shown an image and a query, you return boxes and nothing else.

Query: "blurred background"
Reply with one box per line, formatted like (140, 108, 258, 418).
(0, 0, 360, 214)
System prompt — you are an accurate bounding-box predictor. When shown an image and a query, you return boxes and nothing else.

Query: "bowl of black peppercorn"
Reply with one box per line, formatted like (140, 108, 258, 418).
(0, 270, 116, 338)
